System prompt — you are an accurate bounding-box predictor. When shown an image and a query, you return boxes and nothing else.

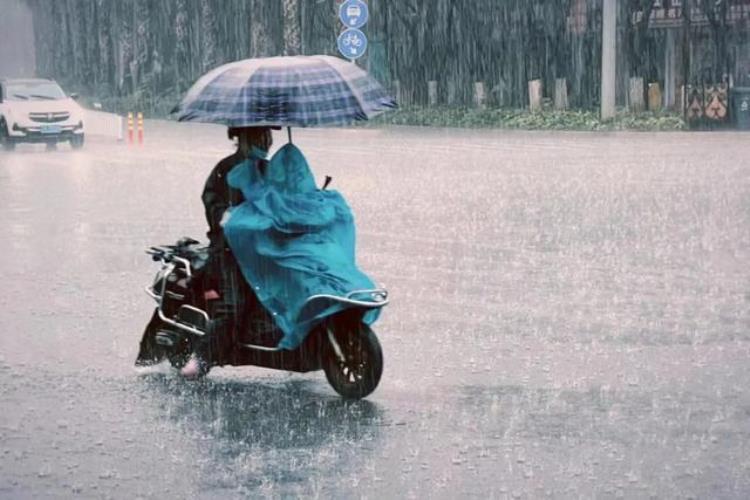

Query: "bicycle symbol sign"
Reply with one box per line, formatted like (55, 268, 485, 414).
(339, 0, 369, 29)
(337, 28, 368, 60)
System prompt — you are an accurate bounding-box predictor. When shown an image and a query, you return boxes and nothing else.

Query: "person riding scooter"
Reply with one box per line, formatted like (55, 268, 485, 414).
(180, 126, 274, 378)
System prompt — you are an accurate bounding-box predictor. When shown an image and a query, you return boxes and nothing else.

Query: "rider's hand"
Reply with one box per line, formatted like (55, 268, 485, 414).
(204, 289, 220, 300)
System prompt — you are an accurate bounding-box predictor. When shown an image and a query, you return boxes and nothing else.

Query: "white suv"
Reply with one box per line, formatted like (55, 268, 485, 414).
(0, 78, 85, 150)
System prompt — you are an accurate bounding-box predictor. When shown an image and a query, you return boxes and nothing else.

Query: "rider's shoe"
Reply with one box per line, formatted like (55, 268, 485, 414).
(180, 354, 206, 379)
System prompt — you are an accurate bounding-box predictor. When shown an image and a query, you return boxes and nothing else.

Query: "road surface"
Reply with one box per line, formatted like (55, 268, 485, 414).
(1, 123, 749, 498)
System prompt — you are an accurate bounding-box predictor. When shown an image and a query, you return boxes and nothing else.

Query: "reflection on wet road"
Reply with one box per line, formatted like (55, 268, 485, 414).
(1, 124, 750, 498)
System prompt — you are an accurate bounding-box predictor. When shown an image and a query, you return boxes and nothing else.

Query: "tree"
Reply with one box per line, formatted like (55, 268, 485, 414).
(174, 0, 191, 90)
(700, 0, 731, 82)
(283, 0, 302, 55)
(95, 0, 115, 90)
(200, 0, 218, 71)
(624, 0, 658, 79)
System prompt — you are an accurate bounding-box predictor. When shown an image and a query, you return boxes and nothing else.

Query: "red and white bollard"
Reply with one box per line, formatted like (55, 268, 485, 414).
(137, 112, 144, 145)
(127, 112, 134, 144)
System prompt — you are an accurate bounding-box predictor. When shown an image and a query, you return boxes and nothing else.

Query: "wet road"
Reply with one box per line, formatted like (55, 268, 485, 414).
(1, 123, 750, 498)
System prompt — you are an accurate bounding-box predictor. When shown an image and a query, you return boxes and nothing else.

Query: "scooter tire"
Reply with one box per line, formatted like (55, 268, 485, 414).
(322, 322, 383, 399)
(166, 335, 193, 370)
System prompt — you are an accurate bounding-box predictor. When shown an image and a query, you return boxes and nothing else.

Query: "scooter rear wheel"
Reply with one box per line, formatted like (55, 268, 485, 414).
(166, 334, 192, 370)
(323, 322, 383, 399)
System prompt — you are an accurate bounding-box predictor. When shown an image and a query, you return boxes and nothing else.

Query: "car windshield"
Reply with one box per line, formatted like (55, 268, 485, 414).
(5, 81, 67, 101)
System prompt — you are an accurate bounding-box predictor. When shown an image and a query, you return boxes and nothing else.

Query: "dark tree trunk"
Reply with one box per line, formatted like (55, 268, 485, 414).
(200, 0, 218, 71)
(172, 0, 189, 90)
(283, 0, 302, 56)
(701, 0, 731, 82)
(624, 0, 658, 79)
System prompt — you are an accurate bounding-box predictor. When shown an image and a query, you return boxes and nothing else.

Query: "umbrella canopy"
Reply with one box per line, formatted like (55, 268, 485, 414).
(172, 55, 396, 128)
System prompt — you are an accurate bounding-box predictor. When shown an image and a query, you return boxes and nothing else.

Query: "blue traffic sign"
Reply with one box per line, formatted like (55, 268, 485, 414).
(339, 0, 369, 29)
(337, 28, 368, 60)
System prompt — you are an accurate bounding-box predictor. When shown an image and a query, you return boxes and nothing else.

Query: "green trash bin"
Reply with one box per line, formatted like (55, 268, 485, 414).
(733, 87, 750, 130)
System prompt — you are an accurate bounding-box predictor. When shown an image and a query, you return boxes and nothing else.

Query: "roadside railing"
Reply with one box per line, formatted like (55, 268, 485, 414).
(82, 109, 124, 141)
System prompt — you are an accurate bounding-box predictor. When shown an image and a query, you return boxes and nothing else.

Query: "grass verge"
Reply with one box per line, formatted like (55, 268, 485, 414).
(81, 94, 687, 132)
(366, 106, 687, 131)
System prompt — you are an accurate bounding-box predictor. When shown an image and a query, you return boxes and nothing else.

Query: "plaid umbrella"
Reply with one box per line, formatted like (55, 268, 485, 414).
(172, 55, 396, 128)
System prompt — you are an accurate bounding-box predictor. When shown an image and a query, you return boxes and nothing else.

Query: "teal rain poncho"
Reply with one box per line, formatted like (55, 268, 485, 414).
(222, 144, 380, 350)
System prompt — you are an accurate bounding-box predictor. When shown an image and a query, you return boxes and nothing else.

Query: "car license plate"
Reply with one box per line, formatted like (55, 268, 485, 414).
(41, 124, 62, 134)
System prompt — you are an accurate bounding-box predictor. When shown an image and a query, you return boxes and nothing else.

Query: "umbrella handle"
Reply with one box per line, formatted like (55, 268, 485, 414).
(287, 127, 293, 144)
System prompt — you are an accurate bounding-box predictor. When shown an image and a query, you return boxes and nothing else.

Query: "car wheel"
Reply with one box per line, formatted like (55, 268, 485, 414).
(70, 134, 84, 149)
(0, 119, 15, 151)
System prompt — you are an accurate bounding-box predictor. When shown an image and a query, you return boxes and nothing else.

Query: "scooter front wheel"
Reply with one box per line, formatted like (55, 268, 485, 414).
(322, 322, 383, 399)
